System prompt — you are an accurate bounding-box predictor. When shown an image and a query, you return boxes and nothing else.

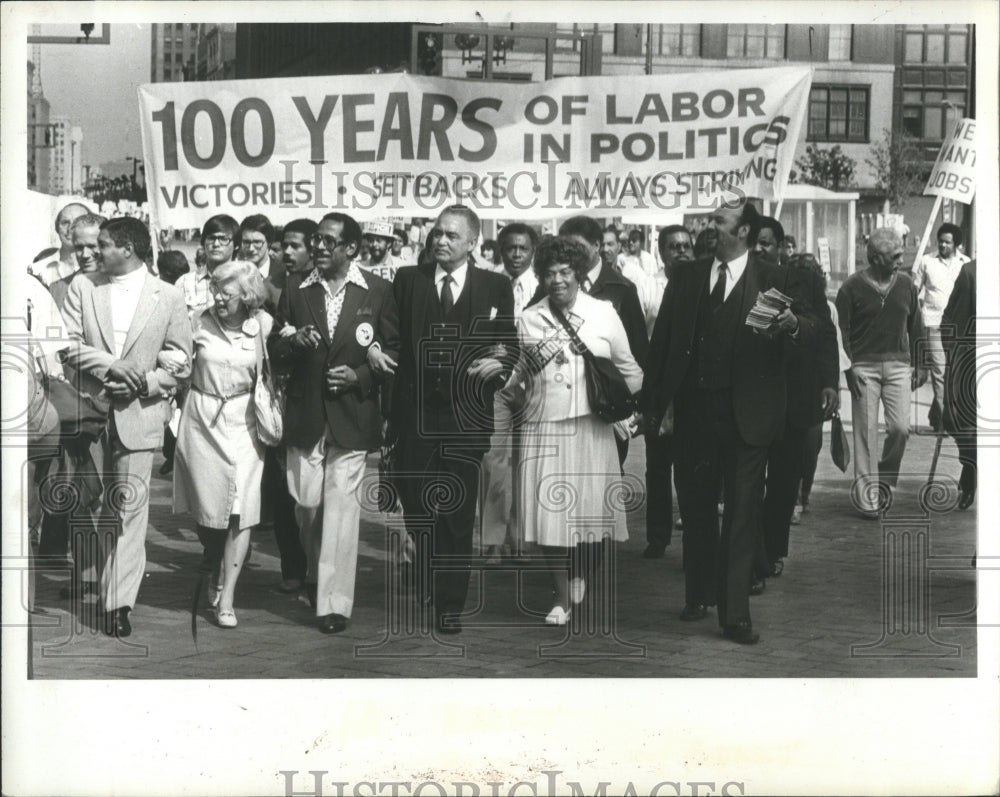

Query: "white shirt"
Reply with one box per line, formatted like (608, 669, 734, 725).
(617, 259, 659, 337)
(584, 262, 602, 293)
(26, 276, 69, 374)
(435, 262, 468, 303)
(34, 254, 77, 287)
(497, 265, 538, 318)
(620, 249, 656, 279)
(709, 249, 749, 302)
(913, 250, 970, 327)
(108, 267, 147, 358)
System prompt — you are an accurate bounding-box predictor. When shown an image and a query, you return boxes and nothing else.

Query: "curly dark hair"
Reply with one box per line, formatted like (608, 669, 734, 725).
(532, 235, 592, 282)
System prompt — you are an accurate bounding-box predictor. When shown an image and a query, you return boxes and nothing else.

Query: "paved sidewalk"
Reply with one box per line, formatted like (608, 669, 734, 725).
(27, 416, 977, 679)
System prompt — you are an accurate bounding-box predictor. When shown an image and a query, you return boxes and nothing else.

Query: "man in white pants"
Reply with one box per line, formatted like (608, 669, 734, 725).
(270, 212, 399, 634)
(62, 217, 192, 637)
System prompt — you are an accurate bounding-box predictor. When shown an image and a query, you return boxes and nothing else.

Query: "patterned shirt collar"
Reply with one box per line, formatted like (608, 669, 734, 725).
(300, 263, 369, 293)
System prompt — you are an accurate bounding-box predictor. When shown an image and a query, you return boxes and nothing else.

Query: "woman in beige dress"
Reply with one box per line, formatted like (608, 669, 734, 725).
(173, 261, 272, 628)
(513, 236, 643, 625)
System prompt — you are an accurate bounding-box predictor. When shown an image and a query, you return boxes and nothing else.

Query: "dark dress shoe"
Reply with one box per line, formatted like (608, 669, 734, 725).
(435, 613, 462, 635)
(722, 622, 759, 645)
(105, 607, 132, 638)
(958, 487, 975, 510)
(158, 459, 174, 476)
(642, 543, 666, 559)
(679, 604, 708, 622)
(750, 578, 766, 596)
(319, 613, 348, 634)
(769, 559, 784, 578)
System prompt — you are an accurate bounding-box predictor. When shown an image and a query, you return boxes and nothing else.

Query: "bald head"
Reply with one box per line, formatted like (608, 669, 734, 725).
(55, 203, 90, 248)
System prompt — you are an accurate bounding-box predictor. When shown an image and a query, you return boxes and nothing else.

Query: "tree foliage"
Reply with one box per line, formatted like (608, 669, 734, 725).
(791, 144, 857, 192)
(865, 129, 926, 212)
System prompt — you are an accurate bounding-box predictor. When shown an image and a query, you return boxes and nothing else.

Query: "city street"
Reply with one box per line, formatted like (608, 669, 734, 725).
(26, 392, 978, 680)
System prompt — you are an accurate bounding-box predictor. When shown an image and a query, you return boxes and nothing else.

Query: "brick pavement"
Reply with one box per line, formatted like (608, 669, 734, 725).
(28, 394, 977, 679)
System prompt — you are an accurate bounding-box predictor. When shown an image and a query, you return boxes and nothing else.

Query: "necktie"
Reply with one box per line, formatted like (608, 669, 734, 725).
(440, 274, 454, 314)
(710, 262, 728, 309)
(513, 279, 524, 315)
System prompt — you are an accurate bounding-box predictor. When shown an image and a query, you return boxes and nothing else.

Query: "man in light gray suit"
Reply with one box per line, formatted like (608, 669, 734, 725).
(62, 217, 192, 637)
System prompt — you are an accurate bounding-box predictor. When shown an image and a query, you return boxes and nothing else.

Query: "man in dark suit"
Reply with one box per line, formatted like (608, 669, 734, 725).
(641, 201, 818, 644)
(240, 214, 284, 313)
(941, 259, 977, 510)
(269, 212, 399, 634)
(750, 220, 840, 588)
(382, 205, 517, 635)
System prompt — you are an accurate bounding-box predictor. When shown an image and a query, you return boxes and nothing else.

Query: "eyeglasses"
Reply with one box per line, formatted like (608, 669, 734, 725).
(241, 238, 268, 250)
(310, 233, 347, 250)
(204, 234, 233, 245)
(210, 287, 241, 301)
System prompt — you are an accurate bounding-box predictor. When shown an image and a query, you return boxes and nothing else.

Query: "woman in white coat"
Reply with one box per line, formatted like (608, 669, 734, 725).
(512, 236, 643, 625)
(173, 260, 272, 628)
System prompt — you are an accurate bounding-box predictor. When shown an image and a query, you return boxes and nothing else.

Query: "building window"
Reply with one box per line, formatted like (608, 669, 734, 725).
(903, 25, 968, 64)
(901, 89, 966, 140)
(556, 23, 616, 54)
(726, 24, 785, 59)
(808, 85, 869, 142)
(828, 24, 852, 60)
(654, 24, 700, 57)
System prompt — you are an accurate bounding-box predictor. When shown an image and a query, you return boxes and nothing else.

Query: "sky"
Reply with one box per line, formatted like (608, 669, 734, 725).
(38, 23, 149, 168)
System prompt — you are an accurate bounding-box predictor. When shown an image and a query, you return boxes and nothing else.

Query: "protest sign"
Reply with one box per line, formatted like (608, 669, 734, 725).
(924, 117, 977, 204)
(138, 67, 812, 227)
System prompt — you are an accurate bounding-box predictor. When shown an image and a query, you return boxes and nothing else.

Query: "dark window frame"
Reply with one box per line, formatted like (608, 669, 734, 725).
(807, 84, 870, 143)
(725, 23, 787, 59)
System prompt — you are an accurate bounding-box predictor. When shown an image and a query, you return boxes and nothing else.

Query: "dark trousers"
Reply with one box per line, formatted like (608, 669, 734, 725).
(397, 433, 483, 616)
(953, 432, 977, 494)
(799, 422, 824, 502)
(754, 425, 806, 579)
(644, 432, 673, 548)
(263, 447, 306, 583)
(675, 389, 767, 627)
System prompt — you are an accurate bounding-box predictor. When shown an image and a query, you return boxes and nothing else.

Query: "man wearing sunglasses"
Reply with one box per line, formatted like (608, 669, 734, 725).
(269, 212, 399, 635)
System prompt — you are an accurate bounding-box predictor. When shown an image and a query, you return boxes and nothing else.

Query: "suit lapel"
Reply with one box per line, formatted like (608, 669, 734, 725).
(411, 262, 436, 365)
(329, 280, 365, 356)
(304, 282, 332, 346)
(458, 265, 480, 330)
(91, 279, 116, 354)
(120, 274, 160, 359)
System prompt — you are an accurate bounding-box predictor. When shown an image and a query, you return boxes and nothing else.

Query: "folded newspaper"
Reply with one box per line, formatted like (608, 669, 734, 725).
(745, 288, 794, 329)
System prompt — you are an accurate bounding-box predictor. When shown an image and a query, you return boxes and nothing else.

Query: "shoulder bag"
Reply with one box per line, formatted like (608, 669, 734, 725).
(550, 305, 636, 423)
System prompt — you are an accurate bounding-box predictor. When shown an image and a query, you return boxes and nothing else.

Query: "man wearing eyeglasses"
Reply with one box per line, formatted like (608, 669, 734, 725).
(240, 214, 283, 309)
(269, 212, 399, 635)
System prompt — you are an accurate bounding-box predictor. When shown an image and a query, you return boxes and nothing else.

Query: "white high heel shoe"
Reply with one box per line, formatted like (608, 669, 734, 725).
(545, 606, 570, 626)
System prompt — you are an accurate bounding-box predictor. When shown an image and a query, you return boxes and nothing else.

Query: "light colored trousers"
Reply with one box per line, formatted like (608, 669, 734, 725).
(925, 325, 946, 410)
(850, 360, 911, 510)
(100, 430, 155, 612)
(480, 390, 517, 548)
(287, 436, 367, 618)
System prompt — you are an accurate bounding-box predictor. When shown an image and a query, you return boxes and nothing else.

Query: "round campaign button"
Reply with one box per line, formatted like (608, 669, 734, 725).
(356, 322, 374, 346)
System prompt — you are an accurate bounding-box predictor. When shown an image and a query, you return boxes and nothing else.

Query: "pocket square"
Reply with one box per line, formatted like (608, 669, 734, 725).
(489, 306, 498, 320)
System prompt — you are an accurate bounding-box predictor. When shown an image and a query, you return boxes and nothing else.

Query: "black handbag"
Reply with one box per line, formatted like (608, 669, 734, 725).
(550, 305, 636, 423)
(830, 412, 851, 473)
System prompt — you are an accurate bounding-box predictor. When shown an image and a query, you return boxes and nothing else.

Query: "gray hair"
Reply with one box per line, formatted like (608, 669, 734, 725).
(210, 259, 268, 312)
(70, 213, 106, 235)
(867, 227, 902, 261)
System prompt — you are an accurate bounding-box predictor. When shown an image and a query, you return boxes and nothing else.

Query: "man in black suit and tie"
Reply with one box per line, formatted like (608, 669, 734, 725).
(384, 205, 518, 635)
(641, 200, 817, 644)
(269, 212, 399, 634)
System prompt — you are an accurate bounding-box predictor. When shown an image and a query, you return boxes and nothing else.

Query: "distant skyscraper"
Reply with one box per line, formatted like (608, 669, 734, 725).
(48, 116, 84, 195)
(151, 22, 201, 81)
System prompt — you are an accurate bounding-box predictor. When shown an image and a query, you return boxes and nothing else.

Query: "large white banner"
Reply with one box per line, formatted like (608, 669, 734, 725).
(138, 66, 812, 227)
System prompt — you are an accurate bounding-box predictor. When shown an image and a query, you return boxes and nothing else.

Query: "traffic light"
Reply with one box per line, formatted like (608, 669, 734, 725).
(417, 31, 442, 76)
